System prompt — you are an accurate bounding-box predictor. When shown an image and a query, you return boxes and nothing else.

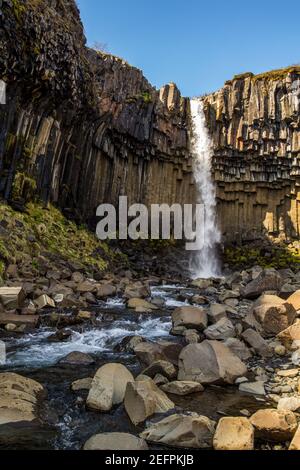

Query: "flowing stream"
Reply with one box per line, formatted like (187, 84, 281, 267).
(190, 98, 221, 278)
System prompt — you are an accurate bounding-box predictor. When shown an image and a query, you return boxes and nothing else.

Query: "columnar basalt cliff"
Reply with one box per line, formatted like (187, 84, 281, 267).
(203, 70, 300, 243)
(0, 0, 192, 224)
(1, 0, 300, 245)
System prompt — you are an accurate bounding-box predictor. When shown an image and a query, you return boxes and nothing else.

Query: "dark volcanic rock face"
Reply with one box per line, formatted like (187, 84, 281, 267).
(0, 0, 193, 223)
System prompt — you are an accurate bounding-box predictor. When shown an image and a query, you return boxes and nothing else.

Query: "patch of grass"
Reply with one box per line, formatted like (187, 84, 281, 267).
(12, 0, 26, 22)
(224, 244, 300, 270)
(0, 201, 123, 275)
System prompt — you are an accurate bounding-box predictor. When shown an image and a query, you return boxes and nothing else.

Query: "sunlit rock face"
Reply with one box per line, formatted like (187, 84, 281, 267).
(203, 69, 300, 243)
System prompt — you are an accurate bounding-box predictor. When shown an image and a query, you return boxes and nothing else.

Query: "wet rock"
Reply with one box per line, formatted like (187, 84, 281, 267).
(250, 409, 297, 441)
(191, 279, 213, 289)
(191, 295, 207, 305)
(71, 377, 93, 392)
(142, 360, 177, 380)
(140, 413, 215, 448)
(34, 294, 55, 309)
(242, 312, 263, 333)
(47, 329, 72, 342)
(161, 381, 204, 396)
(241, 329, 272, 357)
(172, 306, 207, 331)
(289, 424, 300, 450)
(239, 381, 265, 396)
(124, 378, 174, 425)
(76, 280, 98, 293)
(87, 363, 134, 411)
(242, 269, 283, 299)
(208, 304, 227, 324)
(277, 320, 300, 349)
(178, 340, 247, 385)
(115, 335, 145, 353)
(83, 432, 148, 450)
(219, 290, 240, 302)
(277, 396, 300, 412)
(0, 286, 25, 309)
(204, 317, 235, 340)
(223, 338, 252, 361)
(252, 294, 296, 335)
(213, 417, 254, 450)
(77, 310, 93, 321)
(58, 351, 95, 365)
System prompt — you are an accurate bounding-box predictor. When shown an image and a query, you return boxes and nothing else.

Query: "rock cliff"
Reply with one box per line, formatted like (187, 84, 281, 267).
(1, 0, 300, 246)
(203, 69, 300, 243)
(0, 0, 192, 224)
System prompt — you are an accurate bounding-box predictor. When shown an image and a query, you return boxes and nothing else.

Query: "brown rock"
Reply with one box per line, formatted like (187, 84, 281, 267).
(242, 270, 282, 299)
(178, 340, 247, 385)
(172, 306, 207, 331)
(213, 417, 254, 450)
(84, 432, 148, 450)
(0, 287, 25, 309)
(277, 320, 300, 349)
(250, 409, 297, 441)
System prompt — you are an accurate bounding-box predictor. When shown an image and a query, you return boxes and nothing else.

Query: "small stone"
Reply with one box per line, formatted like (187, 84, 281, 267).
(274, 345, 286, 356)
(277, 396, 300, 412)
(239, 381, 265, 396)
(71, 377, 92, 391)
(161, 381, 204, 396)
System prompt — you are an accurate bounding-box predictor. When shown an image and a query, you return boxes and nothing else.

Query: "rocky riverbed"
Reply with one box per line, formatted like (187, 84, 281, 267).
(1, 263, 300, 450)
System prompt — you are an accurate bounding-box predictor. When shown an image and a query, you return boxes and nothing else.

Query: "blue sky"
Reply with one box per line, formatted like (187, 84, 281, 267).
(77, 0, 300, 97)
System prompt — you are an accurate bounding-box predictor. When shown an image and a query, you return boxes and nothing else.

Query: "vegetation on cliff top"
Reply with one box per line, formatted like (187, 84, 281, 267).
(229, 65, 300, 84)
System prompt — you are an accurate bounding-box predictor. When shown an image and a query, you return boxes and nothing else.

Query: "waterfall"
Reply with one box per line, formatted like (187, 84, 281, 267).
(190, 98, 221, 278)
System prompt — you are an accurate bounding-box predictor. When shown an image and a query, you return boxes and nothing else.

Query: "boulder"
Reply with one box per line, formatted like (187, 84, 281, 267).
(277, 396, 300, 412)
(0, 372, 45, 433)
(34, 294, 55, 309)
(95, 284, 116, 299)
(134, 340, 182, 366)
(116, 335, 145, 353)
(223, 338, 252, 361)
(124, 283, 150, 299)
(184, 329, 201, 344)
(208, 304, 227, 324)
(213, 417, 254, 450)
(241, 329, 272, 357)
(252, 294, 296, 335)
(161, 381, 204, 395)
(218, 290, 240, 302)
(172, 306, 207, 331)
(87, 363, 134, 411)
(127, 298, 158, 310)
(204, 317, 235, 340)
(242, 269, 283, 299)
(239, 381, 265, 396)
(71, 377, 92, 392)
(286, 290, 300, 311)
(277, 320, 300, 349)
(140, 413, 215, 448)
(142, 360, 177, 380)
(58, 351, 95, 365)
(250, 409, 297, 441)
(84, 432, 148, 450)
(124, 378, 174, 425)
(178, 340, 247, 385)
(0, 312, 39, 327)
(289, 424, 300, 450)
(0, 286, 25, 309)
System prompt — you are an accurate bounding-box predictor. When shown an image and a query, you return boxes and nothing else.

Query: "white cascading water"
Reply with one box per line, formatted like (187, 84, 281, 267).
(190, 98, 221, 278)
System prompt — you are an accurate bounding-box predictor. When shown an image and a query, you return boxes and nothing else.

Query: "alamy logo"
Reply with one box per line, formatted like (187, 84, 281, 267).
(95, 196, 205, 251)
(0, 80, 6, 105)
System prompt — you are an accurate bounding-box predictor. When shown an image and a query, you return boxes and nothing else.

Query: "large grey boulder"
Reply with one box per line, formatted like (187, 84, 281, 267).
(124, 377, 174, 425)
(84, 432, 148, 450)
(86, 363, 134, 411)
(252, 294, 296, 335)
(204, 317, 235, 340)
(178, 340, 247, 385)
(140, 413, 215, 448)
(172, 306, 208, 331)
(242, 269, 282, 299)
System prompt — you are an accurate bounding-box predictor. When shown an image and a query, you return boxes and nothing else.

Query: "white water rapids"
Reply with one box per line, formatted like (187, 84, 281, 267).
(190, 98, 221, 278)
